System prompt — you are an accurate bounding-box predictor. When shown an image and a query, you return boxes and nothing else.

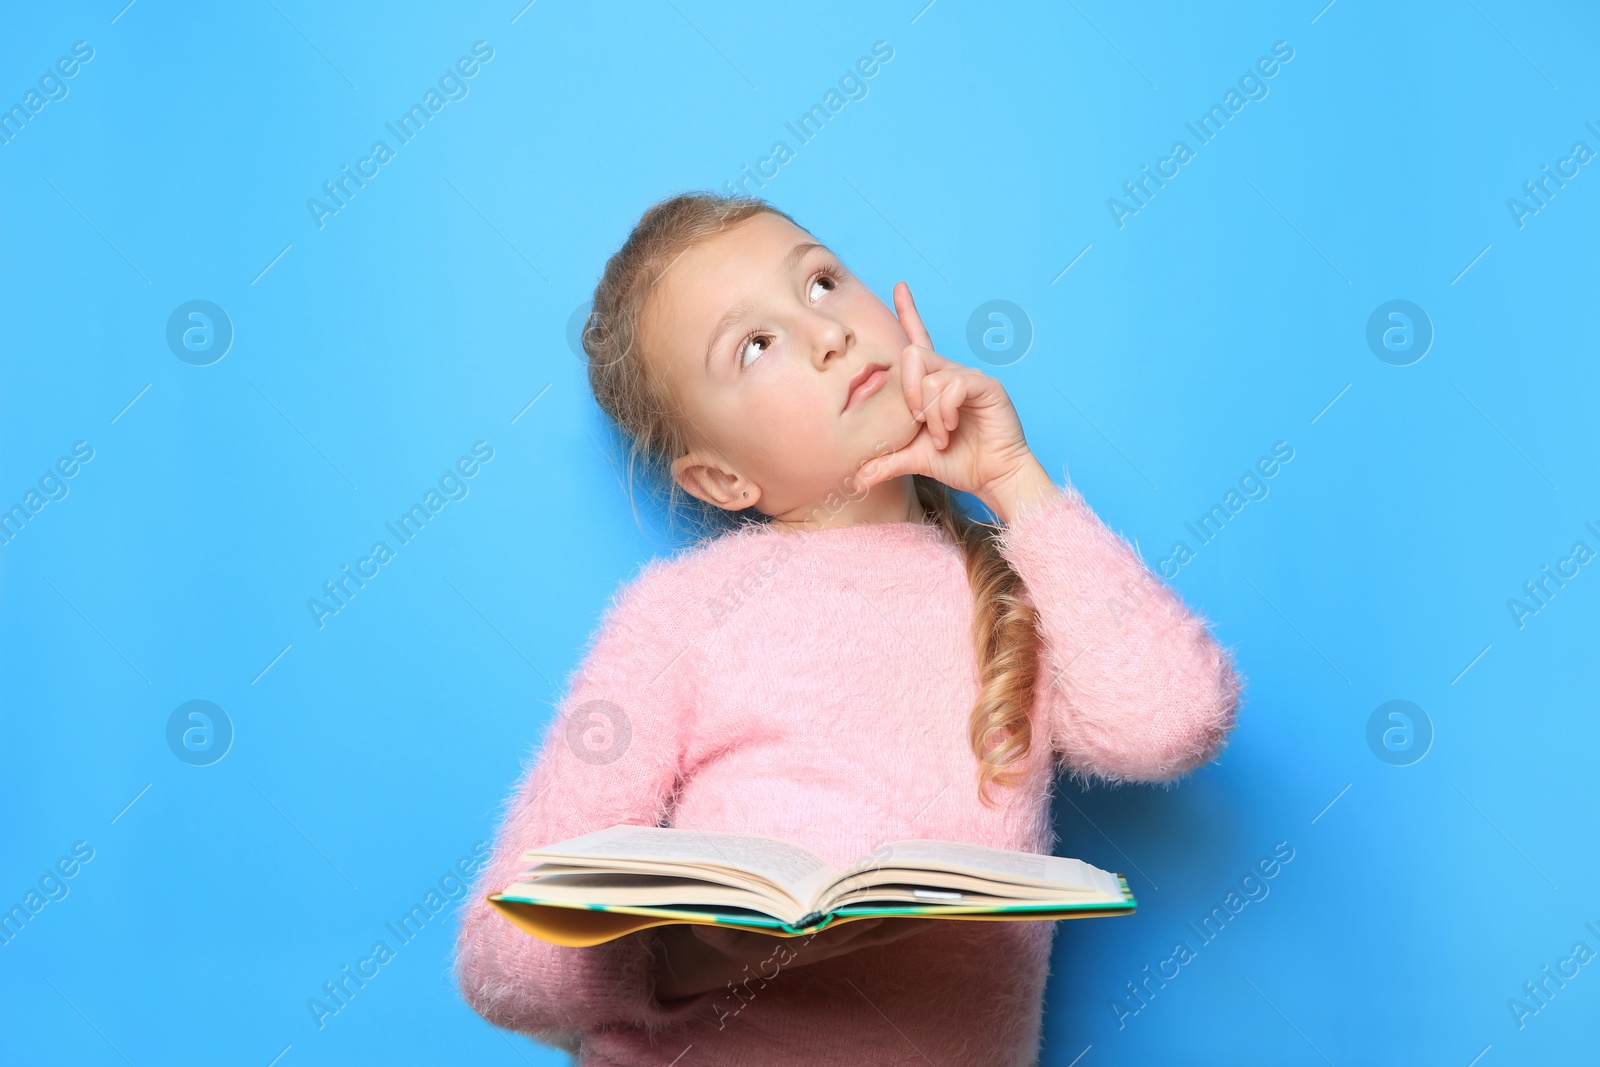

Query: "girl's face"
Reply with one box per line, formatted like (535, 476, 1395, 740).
(640, 212, 921, 517)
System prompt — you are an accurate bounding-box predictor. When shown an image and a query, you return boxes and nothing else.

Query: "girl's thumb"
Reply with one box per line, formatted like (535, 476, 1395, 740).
(855, 445, 920, 492)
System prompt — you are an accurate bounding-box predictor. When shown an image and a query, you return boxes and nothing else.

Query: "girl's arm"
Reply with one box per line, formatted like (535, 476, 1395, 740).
(849, 275, 1241, 785)
(453, 559, 717, 1038)
(993, 473, 1243, 784)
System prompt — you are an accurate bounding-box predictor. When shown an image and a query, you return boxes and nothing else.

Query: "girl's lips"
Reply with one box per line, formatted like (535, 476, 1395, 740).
(843, 366, 890, 413)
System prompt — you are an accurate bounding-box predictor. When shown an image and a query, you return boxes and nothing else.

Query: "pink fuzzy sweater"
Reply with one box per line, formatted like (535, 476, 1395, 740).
(454, 484, 1242, 1065)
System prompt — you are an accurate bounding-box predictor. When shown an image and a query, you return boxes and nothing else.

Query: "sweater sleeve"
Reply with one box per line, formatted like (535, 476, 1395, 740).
(453, 556, 716, 1039)
(993, 481, 1243, 785)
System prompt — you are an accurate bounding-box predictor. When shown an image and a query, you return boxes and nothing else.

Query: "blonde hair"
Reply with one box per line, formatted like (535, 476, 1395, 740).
(581, 191, 1041, 806)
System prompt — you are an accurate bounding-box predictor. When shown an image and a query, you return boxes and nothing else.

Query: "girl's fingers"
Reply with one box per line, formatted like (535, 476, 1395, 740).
(893, 282, 935, 350)
(936, 375, 968, 436)
(900, 344, 927, 421)
(919, 372, 966, 448)
(903, 344, 969, 414)
(916, 374, 944, 445)
(900, 337, 974, 430)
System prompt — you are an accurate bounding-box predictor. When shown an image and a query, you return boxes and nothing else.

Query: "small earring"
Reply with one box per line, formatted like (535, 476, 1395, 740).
(742, 491, 749, 497)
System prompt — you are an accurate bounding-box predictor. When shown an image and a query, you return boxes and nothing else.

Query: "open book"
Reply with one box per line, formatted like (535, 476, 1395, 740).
(488, 824, 1136, 947)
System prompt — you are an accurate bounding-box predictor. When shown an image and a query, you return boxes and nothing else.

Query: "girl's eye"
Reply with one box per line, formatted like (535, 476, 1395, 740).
(739, 333, 773, 368)
(809, 269, 840, 302)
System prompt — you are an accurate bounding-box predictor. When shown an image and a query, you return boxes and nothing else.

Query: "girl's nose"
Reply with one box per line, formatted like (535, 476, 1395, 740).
(808, 314, 850, 371)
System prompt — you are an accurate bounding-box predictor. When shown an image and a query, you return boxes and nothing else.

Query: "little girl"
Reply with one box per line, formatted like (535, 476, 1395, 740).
(454, 193, 1242, 1065)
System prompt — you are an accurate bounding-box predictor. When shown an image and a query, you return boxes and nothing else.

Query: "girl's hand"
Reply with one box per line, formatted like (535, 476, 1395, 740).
(856, 283, 1059, 524)
(650, 917, 937, 1003)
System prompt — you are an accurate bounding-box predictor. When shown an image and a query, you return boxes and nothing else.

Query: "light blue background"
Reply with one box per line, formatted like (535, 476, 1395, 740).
(3, 1, 1596, 1064)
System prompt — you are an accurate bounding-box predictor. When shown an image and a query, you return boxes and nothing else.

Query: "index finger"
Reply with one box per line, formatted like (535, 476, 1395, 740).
(893, 281, 935, 351)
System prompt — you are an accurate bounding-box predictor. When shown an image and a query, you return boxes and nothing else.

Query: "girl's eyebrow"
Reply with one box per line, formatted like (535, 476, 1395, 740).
(704, 298, 755, 370)
(701, 241, 832, 370)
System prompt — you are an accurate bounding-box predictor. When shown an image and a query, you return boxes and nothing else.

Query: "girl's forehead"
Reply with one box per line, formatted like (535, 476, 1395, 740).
(646, 214, 820, 360)
(680, 213, 812, 279)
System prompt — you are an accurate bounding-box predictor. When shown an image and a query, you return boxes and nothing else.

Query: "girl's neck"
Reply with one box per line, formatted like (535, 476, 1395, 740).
(766, 475, 925, 535)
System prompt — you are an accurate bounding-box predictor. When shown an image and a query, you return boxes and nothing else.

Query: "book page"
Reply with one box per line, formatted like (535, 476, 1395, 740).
(847, 839, 1121, 899)
(499, 872, 807, 921)
(526, 825, 837, 901)
(825, 868, 1117, 903)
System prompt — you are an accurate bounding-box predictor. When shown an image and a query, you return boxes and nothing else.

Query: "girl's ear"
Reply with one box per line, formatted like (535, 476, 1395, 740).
(671, 451, 759, 511)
